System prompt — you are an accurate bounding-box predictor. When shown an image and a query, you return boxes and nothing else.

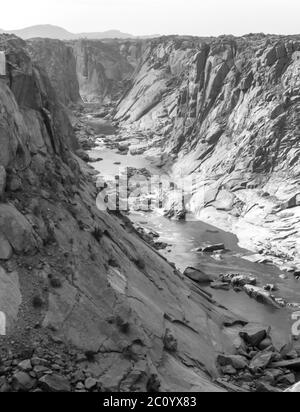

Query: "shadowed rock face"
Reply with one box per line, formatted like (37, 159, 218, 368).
(115, 34, 300, 268)
(27, 38, 82, 107)
(69, 39, 147, 103)
(0, 34, 250, 392)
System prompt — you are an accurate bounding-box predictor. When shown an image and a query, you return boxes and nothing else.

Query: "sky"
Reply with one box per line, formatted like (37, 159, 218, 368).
(1, 0, 300, 36)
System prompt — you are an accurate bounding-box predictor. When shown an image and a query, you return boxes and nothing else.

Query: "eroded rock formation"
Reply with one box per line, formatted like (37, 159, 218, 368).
(115, 34, 300, 269)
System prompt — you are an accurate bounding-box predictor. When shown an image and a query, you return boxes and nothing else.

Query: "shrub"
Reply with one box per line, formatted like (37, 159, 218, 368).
(49, 277, 62, 289)
(32, 295, 44, 308)
(91, 227, 103, 242)
(108, 258, 119, 268)
(134, 257, 145, 270)
(85, 351, 96, 362)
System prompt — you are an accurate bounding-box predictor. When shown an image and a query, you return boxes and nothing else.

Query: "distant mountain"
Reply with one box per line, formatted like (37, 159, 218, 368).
(7, 25, 75, 40)
(78, 30, 134, 39)
(0, 24, 157, 40)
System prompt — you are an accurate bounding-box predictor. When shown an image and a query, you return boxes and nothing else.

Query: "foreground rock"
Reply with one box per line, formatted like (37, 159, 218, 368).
(217, 322, 300, 392)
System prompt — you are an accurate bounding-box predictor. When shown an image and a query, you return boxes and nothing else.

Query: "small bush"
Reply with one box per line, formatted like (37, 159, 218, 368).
(115, 316, 130, 334)
(134, 257, 145, 270)
(49, 277, 62, 289)
(91, 227, 103, 242)
(108, 258, 119, 268)
(32, 295, 44, 308)
(85, 351, 96, 362)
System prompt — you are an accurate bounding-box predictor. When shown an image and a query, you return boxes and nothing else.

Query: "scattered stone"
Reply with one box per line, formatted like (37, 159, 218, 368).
(249, 351, 273, 372)
(256, 381, 282, 393)
(197, 243, 225, 253)
(221, 365, 237, 375)
(12, 372, 36, 391)
(217, 354, 248, 370)
(258, 338, 273, 351)
(277, 373, 296, 386)
(85, 377, 97, 390)
(39, 374, 71, 392)
(219, 273, 257, 287)
(239, 323, 269, 347)
(243, 285, 280, 308)
(183, 267, 212, 284)
(163, 329, 178, 352)
(211, 281, 231, 291)
(18, 359, 32, 372)
(264, 284, 278, 292)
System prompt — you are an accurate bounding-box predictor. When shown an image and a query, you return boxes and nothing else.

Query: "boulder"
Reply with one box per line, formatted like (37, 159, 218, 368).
(239, 323, 270, 347)
(217, 354, 248, 370)
(183, 267, 212, 284)
(12, 372, 36, 391)
(84, 377, 97, 390)
(163, 329, 178, 352)
(210, 281, 231, 291)
(277, 373, 296, 386)
(39, 374, 71, 392)
(221, 365, 237, 375)
(18, 359, 32, 372)
(0, 204, 38, 253)
(249, 351, 273, 372)
(256, 381, 282, 393)
(258, 338, 273, 351)
(243, 285, 280, 308)
(197, 243, 225, 253)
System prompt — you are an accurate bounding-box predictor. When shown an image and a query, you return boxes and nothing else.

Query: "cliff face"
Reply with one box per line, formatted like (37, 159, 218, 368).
(27, 38, 82, 106)
(70, 39, 147, 103)
(115, 35, 300, 268)
(0, 34, 248, 392)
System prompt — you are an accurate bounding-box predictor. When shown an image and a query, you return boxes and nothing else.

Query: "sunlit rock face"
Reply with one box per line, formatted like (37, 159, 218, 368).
(115, 34, 300, 268)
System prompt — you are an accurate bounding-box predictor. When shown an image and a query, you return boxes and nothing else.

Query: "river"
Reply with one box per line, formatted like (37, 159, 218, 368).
(87, 118, 299, 339)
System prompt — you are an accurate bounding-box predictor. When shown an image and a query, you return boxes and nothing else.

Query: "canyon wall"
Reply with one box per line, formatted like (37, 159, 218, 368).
(115, 35, 300, 268)
(27, 38, 82, 106)
(69, 39, 147, 103)
(0, 34, 248, 392)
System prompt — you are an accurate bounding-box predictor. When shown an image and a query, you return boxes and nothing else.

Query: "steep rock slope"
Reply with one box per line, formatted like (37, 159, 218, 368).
(115, 35, 300, 268)
(0, 34, 249, 392)
(27, 38, 82, 106)
(70, 39, 147, 103)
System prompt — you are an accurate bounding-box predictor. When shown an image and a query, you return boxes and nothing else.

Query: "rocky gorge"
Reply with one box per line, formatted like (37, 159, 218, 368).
(0, 32, 299, 393)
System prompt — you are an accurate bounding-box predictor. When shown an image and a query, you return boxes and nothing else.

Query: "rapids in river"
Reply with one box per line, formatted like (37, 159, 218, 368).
(87, 117, 300, 340)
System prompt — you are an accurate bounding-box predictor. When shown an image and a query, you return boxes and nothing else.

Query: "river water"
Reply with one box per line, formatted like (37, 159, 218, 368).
(88, 118, 299, 338)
